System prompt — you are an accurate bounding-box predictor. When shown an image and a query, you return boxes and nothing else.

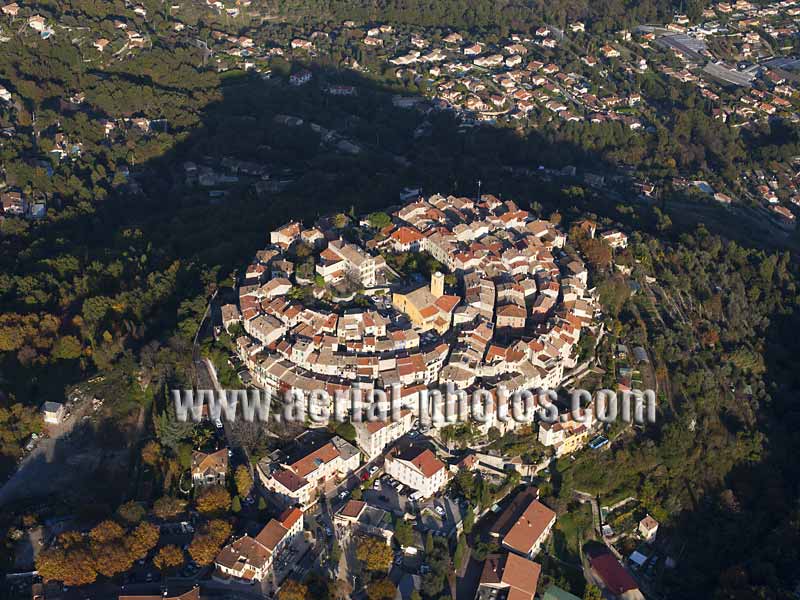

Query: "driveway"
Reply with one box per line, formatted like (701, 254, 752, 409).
(0, 392, 97, 507)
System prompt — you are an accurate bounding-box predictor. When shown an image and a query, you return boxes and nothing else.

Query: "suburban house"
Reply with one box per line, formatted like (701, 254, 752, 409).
(257, 436, 360, 509)
(475, 553, 542, 600)
(353, 410, 414, 459)
(333, 499, 394, 543)
(191, 449, 229, 488)
(599, 229, 629, 249)
(214, 508, 303, 584)
(270, 221, 301, 248)
(384, 445, 448, 498)
(42, 401, 65, 425)
(638, 515, 659, 542)
(490, 487, 555, 558)
(588, 551, 645, 600)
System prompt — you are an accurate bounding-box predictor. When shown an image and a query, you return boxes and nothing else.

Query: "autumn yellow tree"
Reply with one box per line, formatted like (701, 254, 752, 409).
(93, 543, 134, 578)
(367, 578, 396, 600)
(188, 519, 232, 565)
(196, 485, 231, 514)
(36, 545, 97, 586)
(117, 501, 146, 524)
(278, 579, 309, 600)
(89, 520, 125, 544)
(152, 496, 187, 519)
(234, 465, 253, 497)
(356, 536, 393, 572)
(126, 521, 160, 559)
(153, 544, 185, 572)
(141, 440, 162, 466)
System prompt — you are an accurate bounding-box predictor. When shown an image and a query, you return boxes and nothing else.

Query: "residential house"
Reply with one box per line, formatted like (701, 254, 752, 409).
(638, 515, 658, 542)
(491, 487, 556, 558)
(599, 230, 628, 249)
(289, 70, 312, 86)
(588, 551, 644, 600)
(475, 553, 542, 600)
(270, 221, 301, 248)
(333, 500, 393, 542)
(42, 401, 65, 425)
(191, 448, 228, 488)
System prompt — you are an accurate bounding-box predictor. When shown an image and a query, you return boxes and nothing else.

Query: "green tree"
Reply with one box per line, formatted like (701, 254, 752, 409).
(394, 519, 414, 547)
(583, 584, 603, 600)
(463, 505, 475, 535)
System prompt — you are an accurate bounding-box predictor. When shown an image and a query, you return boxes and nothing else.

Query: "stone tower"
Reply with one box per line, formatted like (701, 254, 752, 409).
(431, 271, 445, 298)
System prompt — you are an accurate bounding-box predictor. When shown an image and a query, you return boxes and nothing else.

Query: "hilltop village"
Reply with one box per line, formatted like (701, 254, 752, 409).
(226, 193, 607, 421)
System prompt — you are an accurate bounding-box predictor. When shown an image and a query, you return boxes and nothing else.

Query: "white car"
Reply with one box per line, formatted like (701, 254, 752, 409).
(434, 505, 446, 517)
(369, 466, 379, 476)
(214, 418, 223, 429)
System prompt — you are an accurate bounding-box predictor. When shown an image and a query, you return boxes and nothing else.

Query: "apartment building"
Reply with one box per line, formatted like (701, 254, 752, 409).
(327, 239, 378, 287)
(384, 446, 447, 498)
(538, 406, 594, 457)
(214, 508, 303, 583)
(353, 410, 414, 459)
(257, 436, 360, 509)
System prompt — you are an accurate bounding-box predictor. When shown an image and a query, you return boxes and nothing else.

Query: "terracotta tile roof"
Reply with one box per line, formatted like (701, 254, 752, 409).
(215, 535, 271, 572)
(191, 448, 228, 476)
(589, 553, 639, 595)
(503, 500, 556, 555)
(434, 295, 460, 313)
(339, 499, 366, 518)
(279, 507, 303, 529)
(290, 441, 339, 478)
(490, 487, 540, 537)
(255, 520, 288, 552)
(480, 553, 541, 600)
(392, 446, 444, 478)
(391, 226, 424, 245)
(272, 468, 309, 492)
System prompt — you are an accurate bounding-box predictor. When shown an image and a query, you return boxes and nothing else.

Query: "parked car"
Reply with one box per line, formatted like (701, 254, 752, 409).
(214, 418, 223, 429)
(369, 466, 379, 476)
